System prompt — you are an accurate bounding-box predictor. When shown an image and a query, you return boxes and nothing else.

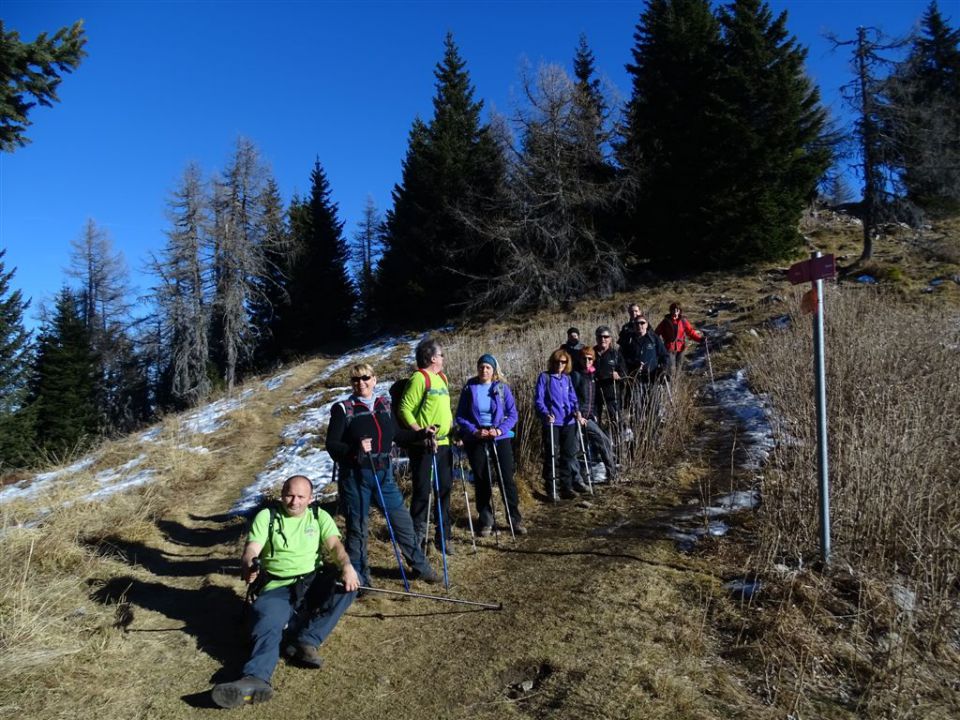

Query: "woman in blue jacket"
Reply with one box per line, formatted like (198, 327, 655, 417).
(534, 349, 584, 500)
(455, 354, 524, 536)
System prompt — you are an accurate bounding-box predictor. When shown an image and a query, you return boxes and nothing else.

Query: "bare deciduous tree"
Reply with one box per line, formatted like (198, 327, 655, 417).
(459, 63, 626, 313)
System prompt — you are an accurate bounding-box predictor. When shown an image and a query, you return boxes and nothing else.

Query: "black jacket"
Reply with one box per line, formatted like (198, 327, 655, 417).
(593, 345, 626, 382)
(325, 395, 423, 469)
(621, 329, 669, 380)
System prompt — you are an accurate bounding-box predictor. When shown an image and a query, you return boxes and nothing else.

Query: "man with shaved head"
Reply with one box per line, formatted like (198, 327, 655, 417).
(211, 475, 359, 708)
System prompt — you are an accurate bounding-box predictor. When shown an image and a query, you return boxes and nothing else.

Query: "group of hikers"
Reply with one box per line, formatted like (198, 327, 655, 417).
(211, 302, 705, 708)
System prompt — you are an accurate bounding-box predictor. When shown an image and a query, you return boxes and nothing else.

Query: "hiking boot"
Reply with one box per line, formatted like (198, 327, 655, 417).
(211, 675, 274, 708)
(416, 566, 441, 584)
(513, 522, 528, 536)
(291, 642, 324, 669)
(479, 526, 493, 538)
(435, 538, 455, 555)
(572, 482, 589, 494)
(559, 488, 577, 500)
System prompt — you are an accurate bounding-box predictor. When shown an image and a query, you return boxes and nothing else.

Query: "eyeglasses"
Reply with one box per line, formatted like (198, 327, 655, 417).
(558, 360, 568, 365)
(351, 375, 372, 382)
(599, 335, 611, 339)
(637, 321, 648, 326)
(584, 357, 595, 362)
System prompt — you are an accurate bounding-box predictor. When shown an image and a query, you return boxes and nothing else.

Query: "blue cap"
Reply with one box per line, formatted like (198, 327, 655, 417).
(477, 353, 498, 372)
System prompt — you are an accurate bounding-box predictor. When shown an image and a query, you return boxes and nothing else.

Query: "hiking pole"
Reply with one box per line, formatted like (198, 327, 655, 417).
(455, 446, 478, 555)
(576, 421, 593, 495)
(704, 336, 716, 387)
(489, 439, 515, 539)
(431, 453, 450, 589)
(548, 423, 557, 502)
(482, 443, 502, 546)
(339, 582, 502, 610)
(367, 456, 411, 593)
(611, 380, 622, 469)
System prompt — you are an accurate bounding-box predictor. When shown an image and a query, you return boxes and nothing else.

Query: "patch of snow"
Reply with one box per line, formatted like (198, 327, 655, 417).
(0, 456, 98, 505)
(84, 469, 157, 502)
(714, 490, 762, 511)
(181, 390, 254, 435)
(705, 370, 775, 470)
(263, 371, 292, 391)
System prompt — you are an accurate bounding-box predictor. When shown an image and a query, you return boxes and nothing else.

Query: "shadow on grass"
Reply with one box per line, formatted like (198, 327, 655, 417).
(89, 576, 248, 677)
(156, 512, 247, 548)
(85, 536, 241, 577)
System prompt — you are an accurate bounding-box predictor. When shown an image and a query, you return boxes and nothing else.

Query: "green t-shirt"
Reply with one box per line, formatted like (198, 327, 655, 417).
(248, 506, 340, 592)
(398, 370, 453, 446)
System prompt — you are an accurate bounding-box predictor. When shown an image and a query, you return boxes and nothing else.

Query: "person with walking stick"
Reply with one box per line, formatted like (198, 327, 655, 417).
(325, 364, 440, 588)
(534, 349, 583, 501)
(455, 353, 525, 537)
(655, 302, 704, 377)
(398, 338, 455, 555)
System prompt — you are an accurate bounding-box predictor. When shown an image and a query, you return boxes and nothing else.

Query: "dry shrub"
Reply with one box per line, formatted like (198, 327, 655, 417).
(741, 286, 960, 712)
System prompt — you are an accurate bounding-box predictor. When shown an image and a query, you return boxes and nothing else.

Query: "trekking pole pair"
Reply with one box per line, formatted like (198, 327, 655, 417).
(483, 439, 515, 541)
(548, 422, 557, 502)
(575, 421, 594, 495)
(431, 451, 450, 589)
(366, 455, 411, 593)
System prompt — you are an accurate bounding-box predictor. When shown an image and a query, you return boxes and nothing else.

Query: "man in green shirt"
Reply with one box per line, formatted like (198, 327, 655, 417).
(211, 475, 359, 708)
(399, 338, 454, 553)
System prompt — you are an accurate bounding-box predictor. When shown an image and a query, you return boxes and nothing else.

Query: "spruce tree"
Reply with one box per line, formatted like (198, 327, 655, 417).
(0, 20, 86, 151)
(351, 195, 384, 328)
(618, 0, 726, 266)
(376, 33, 504, 326)
(29, 288, 98, 457)
(885, 1, 960, 208)
(249, 177, 291, 369)
(282, 159, 355, 353)
(0, 249, 34, 467)
(711, 0, 830, 264)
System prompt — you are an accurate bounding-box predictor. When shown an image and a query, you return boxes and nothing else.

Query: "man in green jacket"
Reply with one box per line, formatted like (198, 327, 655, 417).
(399, 338, 454, 553)
(211, 475, 360, 708)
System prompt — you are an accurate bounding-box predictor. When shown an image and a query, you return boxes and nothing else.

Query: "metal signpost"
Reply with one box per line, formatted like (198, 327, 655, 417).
(787, 252, 836, 564)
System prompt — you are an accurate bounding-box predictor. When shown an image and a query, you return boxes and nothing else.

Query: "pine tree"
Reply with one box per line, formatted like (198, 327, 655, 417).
(29, 288, 98, 456)
(351, 195, 384, 327)
(67, 219, 144, 433)
(0, 249, 34, 467)
(249, 177, 291, 369)
(830, 27, 909, 260)
(0, 20, 86, 151)
(710, 0, 830, 264)
(885, 1, 960, 208)
(376, 33, 504, 326)
(618, 0, 726, 265)
(209, 138, 285, 389)
(282, 159, 355, 353)
(152, 163, 211, 409)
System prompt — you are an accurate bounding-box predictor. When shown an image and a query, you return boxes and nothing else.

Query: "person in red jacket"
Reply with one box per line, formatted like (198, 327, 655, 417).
(655, 302, 703, 376)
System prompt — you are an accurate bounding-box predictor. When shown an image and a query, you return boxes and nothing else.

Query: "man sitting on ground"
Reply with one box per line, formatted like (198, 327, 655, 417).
(211, 475, 360, 708)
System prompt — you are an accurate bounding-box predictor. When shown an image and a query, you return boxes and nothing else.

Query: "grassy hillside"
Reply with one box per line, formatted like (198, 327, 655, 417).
(1, 213, 957, 719)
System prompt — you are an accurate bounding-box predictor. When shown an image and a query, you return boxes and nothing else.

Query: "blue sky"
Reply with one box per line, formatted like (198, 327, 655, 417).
(1, 0, 937, 328)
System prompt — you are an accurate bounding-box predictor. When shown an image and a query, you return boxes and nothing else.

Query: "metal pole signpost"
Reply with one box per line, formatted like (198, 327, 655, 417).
(787, 251, 836, 565)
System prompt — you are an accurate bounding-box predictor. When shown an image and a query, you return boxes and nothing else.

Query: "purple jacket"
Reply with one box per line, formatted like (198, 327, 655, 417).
(534, 372, 579, 427)
(455, 379, 518, 439)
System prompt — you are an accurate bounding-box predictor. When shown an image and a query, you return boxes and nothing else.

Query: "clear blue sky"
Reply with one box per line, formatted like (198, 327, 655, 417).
(1, 0, 937, 328)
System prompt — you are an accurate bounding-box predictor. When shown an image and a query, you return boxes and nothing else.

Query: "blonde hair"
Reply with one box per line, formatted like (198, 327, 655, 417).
(349, 363, 375, 379)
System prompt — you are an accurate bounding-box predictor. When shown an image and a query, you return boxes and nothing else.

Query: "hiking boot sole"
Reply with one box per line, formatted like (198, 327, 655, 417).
(211, 681, 273, 708)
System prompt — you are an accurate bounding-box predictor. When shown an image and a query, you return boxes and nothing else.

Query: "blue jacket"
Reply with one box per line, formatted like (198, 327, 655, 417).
(534, 372, 579, 427)
(455, 379, 518, 440)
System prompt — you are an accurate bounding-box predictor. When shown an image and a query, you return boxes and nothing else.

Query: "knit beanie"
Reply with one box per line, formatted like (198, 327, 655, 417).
(477, 353, 498, 372)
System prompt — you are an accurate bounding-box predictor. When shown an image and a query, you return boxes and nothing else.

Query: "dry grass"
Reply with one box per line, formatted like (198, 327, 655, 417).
(733, 286, 960, 718)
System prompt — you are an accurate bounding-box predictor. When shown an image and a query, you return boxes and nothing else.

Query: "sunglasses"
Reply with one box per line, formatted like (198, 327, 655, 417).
(351, 375, 373, 382)
(599, 335, 612, 339)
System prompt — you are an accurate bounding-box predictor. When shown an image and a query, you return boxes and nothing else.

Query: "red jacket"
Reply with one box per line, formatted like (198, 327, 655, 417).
(655, 315, 703, 353)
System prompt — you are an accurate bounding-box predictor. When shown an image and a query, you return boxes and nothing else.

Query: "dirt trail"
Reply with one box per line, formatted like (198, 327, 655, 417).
(71, 340, 779, 720)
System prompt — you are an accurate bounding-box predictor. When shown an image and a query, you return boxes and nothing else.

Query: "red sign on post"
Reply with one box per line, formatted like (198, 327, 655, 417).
(788, 254, 836, 285)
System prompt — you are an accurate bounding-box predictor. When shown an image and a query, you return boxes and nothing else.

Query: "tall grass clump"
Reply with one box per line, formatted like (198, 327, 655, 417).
(744, 287, 959, 641)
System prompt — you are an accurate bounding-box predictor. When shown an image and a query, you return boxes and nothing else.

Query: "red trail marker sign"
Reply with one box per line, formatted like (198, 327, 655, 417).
(787, 254, 836, 285)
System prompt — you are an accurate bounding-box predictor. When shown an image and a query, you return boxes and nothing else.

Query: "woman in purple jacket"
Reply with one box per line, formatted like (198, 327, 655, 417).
(455, 354, 524, 536)
(534, 349, 584, 501)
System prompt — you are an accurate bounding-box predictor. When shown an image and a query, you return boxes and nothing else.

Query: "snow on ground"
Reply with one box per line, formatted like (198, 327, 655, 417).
(2, 365, 293, 512)
(704, 369, 775, 471)
(232, 336, 420, 515)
